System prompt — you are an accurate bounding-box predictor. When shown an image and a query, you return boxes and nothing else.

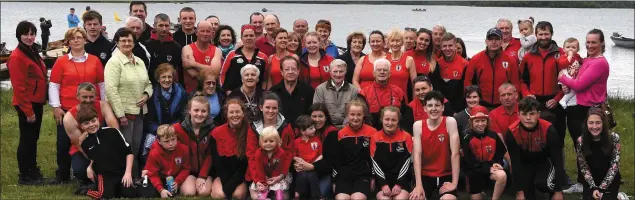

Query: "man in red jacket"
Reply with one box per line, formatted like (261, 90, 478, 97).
(464, 27, 520, 110)
(519, 21, 569, 147)
(142, 125, 191, 198)
(496, 18, 521, 62)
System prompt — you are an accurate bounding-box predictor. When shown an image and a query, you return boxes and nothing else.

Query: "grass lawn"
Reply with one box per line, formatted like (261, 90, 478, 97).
(1, 89, 632, 199)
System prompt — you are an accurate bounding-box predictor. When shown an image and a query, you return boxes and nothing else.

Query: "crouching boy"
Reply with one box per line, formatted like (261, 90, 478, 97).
(78, 103, 136, 199)
(140, 125, 191, 198)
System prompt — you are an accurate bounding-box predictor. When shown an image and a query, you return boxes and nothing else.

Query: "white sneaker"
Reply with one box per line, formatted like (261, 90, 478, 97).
(563, 183, 584, 194)
(618, 192, 629, 200)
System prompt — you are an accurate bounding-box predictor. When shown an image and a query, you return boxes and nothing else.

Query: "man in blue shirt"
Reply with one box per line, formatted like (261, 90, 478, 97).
(67, 8, 79, 28)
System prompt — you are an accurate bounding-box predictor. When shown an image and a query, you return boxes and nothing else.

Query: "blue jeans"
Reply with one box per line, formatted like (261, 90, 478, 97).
(319, 174, 332, 198)
(71, 152, 91, 185)
(56, 121, 71, 178)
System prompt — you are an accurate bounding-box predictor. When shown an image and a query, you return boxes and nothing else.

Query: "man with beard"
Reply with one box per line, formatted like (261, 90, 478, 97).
(255, 14, 279, 56)
(83, 10, 114, 66)
(129, 1, 153, 44)
(146, 14, 183, 86)
(181, 21, 222, 93)
(174, 7, 197, 47)
(464, 28, 520, 110)
(497, 18, 521, 62)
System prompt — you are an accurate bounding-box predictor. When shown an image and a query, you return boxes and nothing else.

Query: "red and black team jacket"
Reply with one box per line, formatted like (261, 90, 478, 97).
(505, 119, 565, 192)
(358, 82, 413, 132)
(431, 54, 469, 113)
(145, 142, 191, 192)
(209, 123, 256, 197)
(173, 119, 215, 178)
(464, 50, 520, 107)
(249, 147, 292, 185)
(520, 41, 570, 103)
(325, 124, 376, 181)
(370, 129, 413, 189)
(461, 129, 506, 175)
(220, 47, 268, 92)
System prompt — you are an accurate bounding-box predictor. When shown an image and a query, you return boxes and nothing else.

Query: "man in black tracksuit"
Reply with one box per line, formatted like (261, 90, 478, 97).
(83, 10, 114, 67)
(145, 14, 183, 86)
(78, 104, 136, 199)
(505, 97, 565, 200)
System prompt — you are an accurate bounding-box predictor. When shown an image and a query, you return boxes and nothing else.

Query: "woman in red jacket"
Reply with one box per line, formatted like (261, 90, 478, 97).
(48, 27, 105, 184)
(209, 98, 255, 199)
(8, 21, 49, 185)
(172, 96, 215, 196)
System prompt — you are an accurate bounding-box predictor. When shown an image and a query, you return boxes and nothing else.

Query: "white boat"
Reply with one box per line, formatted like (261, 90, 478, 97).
(610, 32, 635, 48)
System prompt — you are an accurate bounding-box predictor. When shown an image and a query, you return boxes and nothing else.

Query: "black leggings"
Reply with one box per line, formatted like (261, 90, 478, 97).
(566, 105, 591, 183)
(15, 103, 44, 175)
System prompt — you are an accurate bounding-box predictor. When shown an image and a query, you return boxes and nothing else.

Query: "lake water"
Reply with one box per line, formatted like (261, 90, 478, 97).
(1, 2, 633, 97)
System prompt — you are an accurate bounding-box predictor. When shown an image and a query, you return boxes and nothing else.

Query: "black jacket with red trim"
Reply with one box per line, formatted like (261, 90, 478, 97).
(505, 118, 565, 191)
(144, 142, 191, 192)
(461, 129, 506, 175)
(370, 129, 413, 189)
(324, 124, 376, 181)
(145, 31, 183, 86)
(520, 41, 569, 102)
(220, 47, 268, 92)
(431, 55, 469, 113)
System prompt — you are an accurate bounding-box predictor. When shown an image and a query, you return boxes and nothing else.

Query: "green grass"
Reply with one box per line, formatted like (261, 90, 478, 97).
(1, 89, 633, 199)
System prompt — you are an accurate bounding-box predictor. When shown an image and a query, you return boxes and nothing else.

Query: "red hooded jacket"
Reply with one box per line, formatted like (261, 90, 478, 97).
(519, 42, 570, 101)
(144, 141, 191, 192)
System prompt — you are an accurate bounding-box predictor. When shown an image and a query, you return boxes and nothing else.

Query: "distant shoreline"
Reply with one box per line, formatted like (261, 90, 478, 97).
(2, 1, 634, 9)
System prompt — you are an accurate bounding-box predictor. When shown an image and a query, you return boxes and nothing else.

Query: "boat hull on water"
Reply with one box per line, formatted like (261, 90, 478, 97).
(611, 36, 635, 48)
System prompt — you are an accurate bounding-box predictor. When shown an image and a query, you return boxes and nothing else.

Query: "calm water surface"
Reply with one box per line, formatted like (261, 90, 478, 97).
(1, 2, 633, 96)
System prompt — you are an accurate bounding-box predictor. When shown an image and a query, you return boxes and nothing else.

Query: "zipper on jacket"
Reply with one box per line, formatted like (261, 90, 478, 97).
(489, 56, 496, 104)
(33, 80, 38, 96)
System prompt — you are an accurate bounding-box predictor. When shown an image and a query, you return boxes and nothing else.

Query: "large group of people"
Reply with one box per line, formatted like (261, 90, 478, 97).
(7, 1, 623, 200)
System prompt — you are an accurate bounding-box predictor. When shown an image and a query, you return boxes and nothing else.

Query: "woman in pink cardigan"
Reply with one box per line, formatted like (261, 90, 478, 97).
(558, 29, 609, 191)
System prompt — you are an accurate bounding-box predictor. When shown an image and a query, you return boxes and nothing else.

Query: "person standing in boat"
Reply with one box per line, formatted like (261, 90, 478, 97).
(39, 17, 51, 52)
(82, 10, 114, 67)
(173, 7, 198, 47)
(8, 21, 49, 185)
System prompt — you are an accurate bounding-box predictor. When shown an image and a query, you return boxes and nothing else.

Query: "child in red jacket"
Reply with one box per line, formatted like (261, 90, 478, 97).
(249, 126, 293, 200)
(141, 125, 191, 198)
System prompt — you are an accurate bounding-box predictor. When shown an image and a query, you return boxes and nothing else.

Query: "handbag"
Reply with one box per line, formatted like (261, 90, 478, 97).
(593, 98, 617, 129)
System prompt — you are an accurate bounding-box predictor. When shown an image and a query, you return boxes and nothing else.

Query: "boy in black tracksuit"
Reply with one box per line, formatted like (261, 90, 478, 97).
(78, 104, 136, 199)
(505, 97, 565, 200)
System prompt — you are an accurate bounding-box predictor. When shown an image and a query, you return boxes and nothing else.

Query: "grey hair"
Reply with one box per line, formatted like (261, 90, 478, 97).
(497, 18, 513, 29)
(329, 59, 347, 72)
(76, 82, 96, 95)
(240, 64, 260, 78)
(373, 58, 391, 71)
(125, 16, 143, 26)
(153, 13, 170, 25)
(433, 24, 446, 33)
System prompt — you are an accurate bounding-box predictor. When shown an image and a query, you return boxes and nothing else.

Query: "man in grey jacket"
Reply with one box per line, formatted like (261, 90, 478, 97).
(313, 59, 359, 128)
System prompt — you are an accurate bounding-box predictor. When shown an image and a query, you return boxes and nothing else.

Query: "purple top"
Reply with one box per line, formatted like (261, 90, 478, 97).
(559, 56, 609, 106)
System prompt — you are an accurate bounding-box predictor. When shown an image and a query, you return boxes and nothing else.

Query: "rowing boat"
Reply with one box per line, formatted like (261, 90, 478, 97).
(610, 32, 635, 48)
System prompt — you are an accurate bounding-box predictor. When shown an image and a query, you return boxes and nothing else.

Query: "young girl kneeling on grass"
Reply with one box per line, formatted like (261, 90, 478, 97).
(141, 125, 192, 198)
(249, 126, 293, 200)
(78, 102, 136, 199)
